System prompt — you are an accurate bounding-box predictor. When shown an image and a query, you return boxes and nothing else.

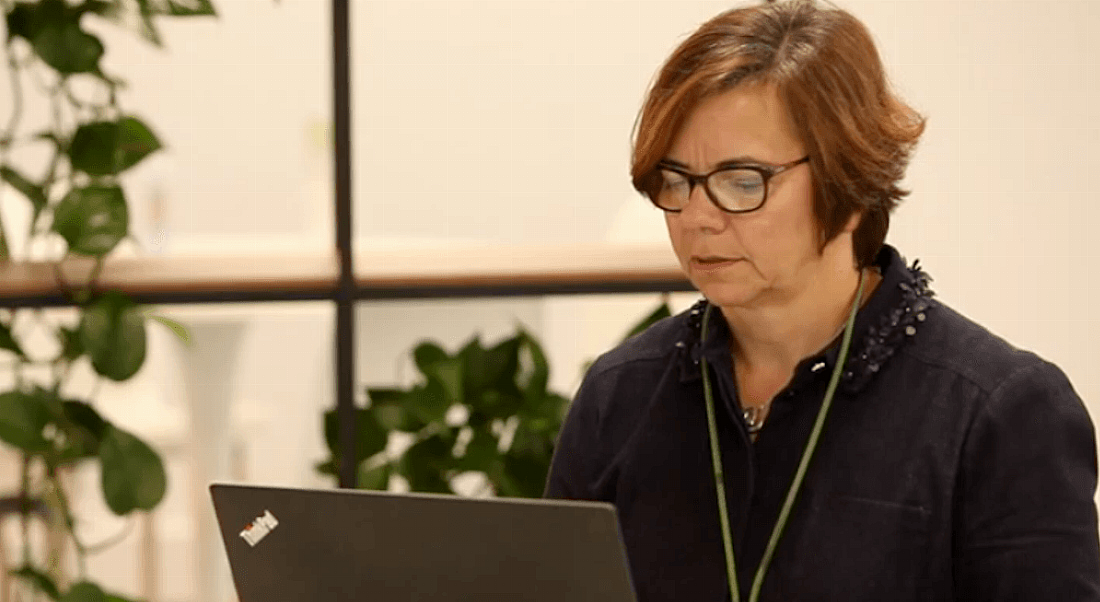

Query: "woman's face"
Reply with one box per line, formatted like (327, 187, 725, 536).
(664, 84, 841, 311)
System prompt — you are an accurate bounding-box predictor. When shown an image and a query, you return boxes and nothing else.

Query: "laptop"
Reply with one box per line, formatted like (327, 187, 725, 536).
(210, 483, 637, 601)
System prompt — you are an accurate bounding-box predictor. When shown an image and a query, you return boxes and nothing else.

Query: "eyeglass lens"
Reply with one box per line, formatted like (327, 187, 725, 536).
(655, 168, 766, 212)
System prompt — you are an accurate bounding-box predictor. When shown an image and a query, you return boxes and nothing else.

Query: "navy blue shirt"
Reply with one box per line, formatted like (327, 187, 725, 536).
(544, 245, 1100, 601)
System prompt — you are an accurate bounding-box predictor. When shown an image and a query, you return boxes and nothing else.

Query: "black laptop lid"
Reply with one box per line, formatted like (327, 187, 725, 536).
(210, 483, 636, 602)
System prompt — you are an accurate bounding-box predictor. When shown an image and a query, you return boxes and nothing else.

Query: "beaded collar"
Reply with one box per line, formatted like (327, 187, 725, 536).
(678, 245, 935, 395)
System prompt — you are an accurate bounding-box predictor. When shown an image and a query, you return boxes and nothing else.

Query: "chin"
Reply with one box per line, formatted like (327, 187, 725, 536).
(694, 281, 759, 309)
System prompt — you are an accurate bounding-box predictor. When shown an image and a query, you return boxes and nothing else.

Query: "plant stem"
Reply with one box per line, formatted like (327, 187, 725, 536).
(1, 41, 24, 262)
(46, 470, 85, 579)
(19, 455, 30, 569)
(42, 466, 66, 591)
(2, 41, 23, 152)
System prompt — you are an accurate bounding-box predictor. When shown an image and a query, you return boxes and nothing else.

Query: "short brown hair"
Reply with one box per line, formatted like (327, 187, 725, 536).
(631, 0, 925, 268)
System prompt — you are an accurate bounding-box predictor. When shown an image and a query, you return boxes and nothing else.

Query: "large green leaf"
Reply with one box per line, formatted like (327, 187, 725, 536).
(422, 356, 463, 405)
(508, 422, 553, 462)
(456, 337, 488, 396)
(58, 400, 109, 462)
(399, 433, 455, 494)
(322, 407, 387, 462)
(33, 22, 104, 75)
(0, 165, 48, 218)
(99, 425, 166, 514)
(518, 331, 550, 398)
(114, 116, 162, 171)
(357, 462, 391, 491)
(454, 429, 499, 472)
(52, 185, 129, 257)
(366, 388, 423, 432)
(469, 335, 521, 397)
(69, 117, 162, 176)
(56, 325, 84, 362)
(0, 319, 26, 358)
(5, 3, 40, 42)
(60, 581, 106, 602)
(5, 0, 65, 42)
(525, 392, 570, 430)
(476, 389, 524, 420)
(0, 390, 51, 453)
(79, 292, 147, 381)
(412, 341, 447, 373)
(10, 565, 60, 600)
(406, 379, 450, 424)
(499, 452, 550, 498)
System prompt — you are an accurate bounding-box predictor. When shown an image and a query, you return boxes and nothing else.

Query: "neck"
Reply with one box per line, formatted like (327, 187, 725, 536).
(721, 261, 879, 377)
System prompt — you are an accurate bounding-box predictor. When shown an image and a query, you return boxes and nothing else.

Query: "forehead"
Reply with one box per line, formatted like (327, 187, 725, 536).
(666, 83, 804, 168)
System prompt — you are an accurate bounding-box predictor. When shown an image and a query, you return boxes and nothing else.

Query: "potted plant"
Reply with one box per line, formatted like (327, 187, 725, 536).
(0, 1, 219, 600)
(317, 302, 672, 498)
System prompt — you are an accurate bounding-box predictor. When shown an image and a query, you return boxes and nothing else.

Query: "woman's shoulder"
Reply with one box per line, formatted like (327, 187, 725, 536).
(907, 298, 1071, 398)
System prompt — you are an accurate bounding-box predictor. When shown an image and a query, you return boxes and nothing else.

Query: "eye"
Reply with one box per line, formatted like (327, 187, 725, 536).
(660, 170, 689, 191)
(734, 178, 762, 193)
(714, 169, 764, 195)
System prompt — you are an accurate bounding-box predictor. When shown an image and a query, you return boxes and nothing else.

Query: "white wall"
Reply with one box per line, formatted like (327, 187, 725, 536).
(0, 1, 1096, 601)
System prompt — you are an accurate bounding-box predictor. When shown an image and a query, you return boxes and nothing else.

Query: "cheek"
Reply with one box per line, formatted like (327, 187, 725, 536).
(663, 215, 691, 266)
(664, 213, 680, 245)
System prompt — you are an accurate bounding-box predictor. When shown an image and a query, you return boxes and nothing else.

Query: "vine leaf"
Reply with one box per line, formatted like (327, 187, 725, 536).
(79, 292, 147, 381)
(322, 407, 388, 465)
(99, 425, 166, 515)
(33, 22, 104, 75)
(56, 326, 84, 362)
(10, 565, 61, 600)
(0, 165, 48, 219)
(60, 581, 106, 602)
(69, 117, 162, 176)
(0, 390, 52, 454)
(143, 0, 218, 17)
(146, 313, 191, 346)
(58, 400, 109, 462)
(83, 0, 163, 47)
(52, 185, 129, 257)
(0, 319, 26, 359)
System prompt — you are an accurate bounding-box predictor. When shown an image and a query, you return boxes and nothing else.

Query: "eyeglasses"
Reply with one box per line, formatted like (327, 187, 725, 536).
(642, 156, 810, 213)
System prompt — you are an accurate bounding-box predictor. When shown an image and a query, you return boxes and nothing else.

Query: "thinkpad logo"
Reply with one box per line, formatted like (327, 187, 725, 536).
(239, 510, 279, 547)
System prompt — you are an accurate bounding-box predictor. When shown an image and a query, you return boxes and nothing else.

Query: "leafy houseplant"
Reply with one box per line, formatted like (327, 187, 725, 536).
(318, 301, 673, 499)
(318, 330, 569, 498)
(0, 0, 217, 600)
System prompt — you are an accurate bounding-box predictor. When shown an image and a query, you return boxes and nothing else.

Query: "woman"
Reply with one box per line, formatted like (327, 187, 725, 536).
(544, 1, 1100, 601)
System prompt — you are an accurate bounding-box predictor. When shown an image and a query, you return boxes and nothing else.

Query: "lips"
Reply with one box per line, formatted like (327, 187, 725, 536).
(690, 255, 742, 271)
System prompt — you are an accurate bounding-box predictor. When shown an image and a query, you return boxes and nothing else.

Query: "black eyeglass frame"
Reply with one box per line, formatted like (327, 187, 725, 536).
(644, 155, 811, 214)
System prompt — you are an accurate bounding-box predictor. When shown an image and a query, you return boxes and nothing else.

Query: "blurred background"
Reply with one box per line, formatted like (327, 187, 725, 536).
(0, 0, 1097, 601)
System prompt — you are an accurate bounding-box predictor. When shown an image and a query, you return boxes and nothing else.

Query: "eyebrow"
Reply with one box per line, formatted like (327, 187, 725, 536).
(659, 156, 765, 170)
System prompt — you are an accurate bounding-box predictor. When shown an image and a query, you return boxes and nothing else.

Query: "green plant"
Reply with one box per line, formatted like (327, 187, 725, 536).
(318, 330, 569, 498)
(317, 300, 674, 499)
(0, 0, 216, 600)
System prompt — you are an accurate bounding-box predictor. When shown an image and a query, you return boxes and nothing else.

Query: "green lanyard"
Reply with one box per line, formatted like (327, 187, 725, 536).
(700, 271, 865, 602)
